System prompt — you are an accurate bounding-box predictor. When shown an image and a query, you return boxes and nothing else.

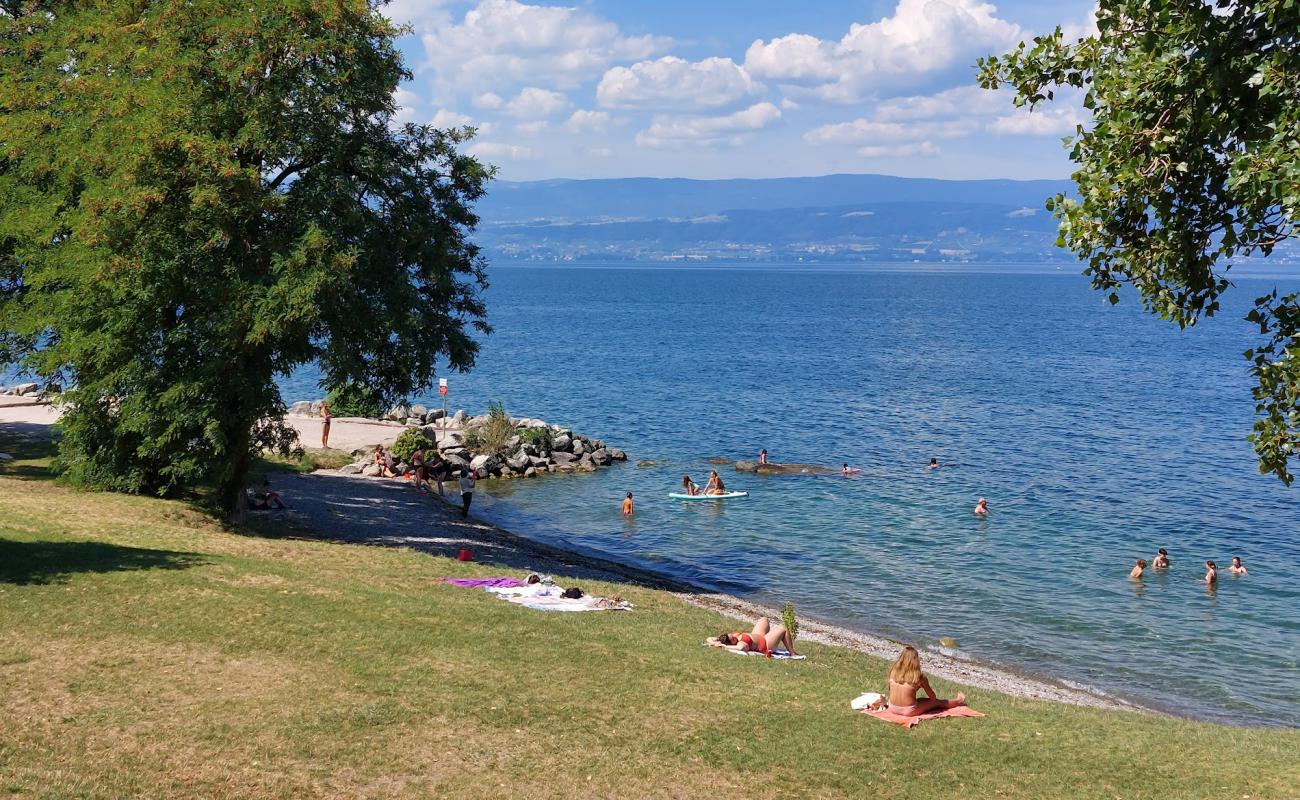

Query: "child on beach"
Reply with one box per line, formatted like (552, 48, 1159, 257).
(886, 645, 966, 717)
(1153, 548, 1170, 568)
(973, 497, 988, 516)
(1204, 560, 1218, 584)
(622, 492, 634, 516)
(458, 470, 475, 518)
(1230, 556, 1247, 576)
(1129, 559, 1147, 579)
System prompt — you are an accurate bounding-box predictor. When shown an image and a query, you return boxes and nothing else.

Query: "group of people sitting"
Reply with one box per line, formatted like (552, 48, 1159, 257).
(1129, 548, 1247, 583)
(707, 618, 966, 718)
(680, 470, 728, 496)
(371, 443, 477, 518)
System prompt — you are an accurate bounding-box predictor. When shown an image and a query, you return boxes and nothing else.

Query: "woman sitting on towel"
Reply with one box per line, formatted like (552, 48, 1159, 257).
(886, 646, 966, 717)
(707, 617, 798, 658)
(703, 470, 727, 495)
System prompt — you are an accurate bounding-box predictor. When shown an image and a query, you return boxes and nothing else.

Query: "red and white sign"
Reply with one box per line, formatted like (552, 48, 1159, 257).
(438, 378, 448, 396)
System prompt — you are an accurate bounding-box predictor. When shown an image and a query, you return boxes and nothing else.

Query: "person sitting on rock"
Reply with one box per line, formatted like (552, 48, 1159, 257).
(703, 470, 726, 495)
(758, 448, 768, 465)
(681, 475, 701, 496)
(373, 444, 398, 478)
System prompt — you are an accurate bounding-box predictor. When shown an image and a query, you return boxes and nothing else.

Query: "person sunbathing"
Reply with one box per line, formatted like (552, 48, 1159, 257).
(886, 645, 966, 717)
(707, 617, 798, 658)
(681, 475, 701, 496)
(703, 470, 727, 495)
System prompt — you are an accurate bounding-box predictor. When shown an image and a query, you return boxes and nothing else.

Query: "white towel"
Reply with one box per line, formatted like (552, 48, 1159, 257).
(850, 692, 885, 710)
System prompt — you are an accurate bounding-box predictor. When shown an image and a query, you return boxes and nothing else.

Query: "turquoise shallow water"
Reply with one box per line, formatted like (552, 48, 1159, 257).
(284, 264, 1300, 727)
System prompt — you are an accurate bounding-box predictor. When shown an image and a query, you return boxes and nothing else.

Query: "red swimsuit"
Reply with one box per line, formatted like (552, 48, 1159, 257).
(739, 634, 772, 657)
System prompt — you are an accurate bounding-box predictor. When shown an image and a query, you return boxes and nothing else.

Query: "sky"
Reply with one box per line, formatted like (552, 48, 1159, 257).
(383, 0, 1098, 182)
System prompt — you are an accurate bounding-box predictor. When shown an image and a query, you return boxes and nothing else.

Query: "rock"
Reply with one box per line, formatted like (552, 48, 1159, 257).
(522, 443, 539, 457)
(409, 404, 428, 419)
(553, 434, 573, 452)
(610, 449, 628, 461)
(474, 467, 489, 479)
(592, 439, 605, 451)
(590, 448, 612, 466)
(440, 445, 467, 457)
(309, 400, 324, 415)
(636, 460, 657, 468)
(556, 463, 576, 473)
(289, 400, 312, 415)
(550, 451, 576, 465)
(507, 451, 530, 471)
(436, 431, 464, 448)
(576, 462, 597, 473)
(351, 447, 373, 457)
(385, 403, 408, 421)
(467, 414, 488, 427)
(425, 407, 446, 422)
(524, 466, 538, 477)
(404, 417, 422, 427)
(734, 460, 836, 475)
(394, 462, 408, 475)
(451, 409, 466, 424)
(708, 457, 731, 465)
(442, 453, 469, 471)
(505, 435, 521, 450)
(338, 462, 363, 475)
(518, 418, 547, 428)
(571, 439, 586, 457)
(528, 455, 549, 468)
(362, 464, 382, 477)
(939, 637, 959, 648)
(469, 454, 492, 471)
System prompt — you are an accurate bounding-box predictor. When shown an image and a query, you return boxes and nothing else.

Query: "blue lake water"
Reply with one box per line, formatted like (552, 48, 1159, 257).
(283, 264, 1300, 727)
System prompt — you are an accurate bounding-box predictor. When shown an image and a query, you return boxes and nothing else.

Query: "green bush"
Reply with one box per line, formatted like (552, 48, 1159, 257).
(391, 429, 435, 464)
(782, 601, 799, 641)
(465, 401, 517, 455)
(324, 381, 387, 419)
(519, 426, 554, 453)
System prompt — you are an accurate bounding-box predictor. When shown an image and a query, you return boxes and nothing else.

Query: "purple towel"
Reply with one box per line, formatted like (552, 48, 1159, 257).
(444, 577, 527, 589)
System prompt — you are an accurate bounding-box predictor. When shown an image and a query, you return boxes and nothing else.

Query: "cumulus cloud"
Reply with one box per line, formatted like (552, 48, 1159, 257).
(987, 106, 1084, 136)
(417, 0, 670, 93)
(503, 87, 571, 119)
(635, 102, 781, 149)
(515, 120, 549, 134)
(468, 141, 539, 161)
(874, 85, 1007, 121)
(596, 56, 760, 110)
(429, 109, 474, 128)
(804, 117, 971, 146)
(474, 92, 504, 109)
(392, 88, 421, 125)
(858, 142, 942, 158)
(744, 0, 1023, 101)
(565, 110, 621, 134)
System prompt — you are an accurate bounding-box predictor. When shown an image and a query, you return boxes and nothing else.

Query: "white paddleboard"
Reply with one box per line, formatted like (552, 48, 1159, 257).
(668, 491, 749, 500)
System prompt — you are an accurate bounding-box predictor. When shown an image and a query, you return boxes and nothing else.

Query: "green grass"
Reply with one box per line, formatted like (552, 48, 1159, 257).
(0, 475, 1296, 798)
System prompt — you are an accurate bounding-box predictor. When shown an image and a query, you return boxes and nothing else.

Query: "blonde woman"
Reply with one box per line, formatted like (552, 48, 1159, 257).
(887, 646, 966, 717)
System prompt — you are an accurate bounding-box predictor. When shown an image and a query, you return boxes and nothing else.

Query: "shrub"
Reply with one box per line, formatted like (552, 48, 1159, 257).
(391, 429, 435, 464)
(465, 401, 517, 455)
(519, 426, 554, 453)
(324, 381, 388, 419)
(782, 601, 799, 641)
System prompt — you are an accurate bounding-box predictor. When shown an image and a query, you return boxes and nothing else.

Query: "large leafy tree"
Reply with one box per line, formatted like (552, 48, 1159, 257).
(0, 0, 491, 515)
(978, 1, 1300, 482)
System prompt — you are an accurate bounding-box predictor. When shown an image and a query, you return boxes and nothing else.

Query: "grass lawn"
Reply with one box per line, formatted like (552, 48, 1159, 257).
(1, 455, 1297, 797)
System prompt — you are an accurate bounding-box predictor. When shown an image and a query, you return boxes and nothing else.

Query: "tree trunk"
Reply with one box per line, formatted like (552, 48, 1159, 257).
(217, 418, 254, 523)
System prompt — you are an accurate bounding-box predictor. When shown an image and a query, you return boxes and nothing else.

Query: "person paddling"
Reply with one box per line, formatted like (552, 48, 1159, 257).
(703, 470, 726, 495)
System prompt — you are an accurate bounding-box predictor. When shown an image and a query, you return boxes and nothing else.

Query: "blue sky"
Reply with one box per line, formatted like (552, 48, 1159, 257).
(384, 0, 1097, 181)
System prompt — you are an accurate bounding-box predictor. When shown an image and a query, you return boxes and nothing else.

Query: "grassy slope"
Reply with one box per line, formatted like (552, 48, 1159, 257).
(1, 464, 1297, 798)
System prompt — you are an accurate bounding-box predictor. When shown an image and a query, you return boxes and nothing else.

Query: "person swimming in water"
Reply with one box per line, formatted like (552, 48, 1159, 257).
(842, 463, 852, 475)
(702, 470, 726, 495)
(707, 617, 798, 658)
(622, 491, 634, 516)
(973, 497, 988, 516)
(1152, 548, 1170, 569)
(1130, 559, 1148, 579)
(929, 457, 940, 469)
(1229, 556, 1247, 575)
(1204, 560, 1218, 584)
(680, 475, 701, 496)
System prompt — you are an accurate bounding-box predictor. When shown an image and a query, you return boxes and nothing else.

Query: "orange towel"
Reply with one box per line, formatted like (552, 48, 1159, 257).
(862, 704, 984, 728)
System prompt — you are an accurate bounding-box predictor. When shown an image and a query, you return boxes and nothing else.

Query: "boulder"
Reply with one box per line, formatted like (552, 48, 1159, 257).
(441, 445, 467, 457)
(404, 417, 422, 427)
(708, 457, 731, 465)
(571, 439, 586, 457)
(636, 460, 657, 468)
(592, 439, 605, 451)
(735, 460, 836, 475)
(338, 462, 363, 475)
(590, 448, 612, 466)
(938, 637, 959, 649)
(507, 451, 530, 471)
(522, 443, 539, 457)
(553, 434, 573, 452)
(362, 464, 383, 477)
(556, 463, 576, 473)
(518, 418, 548, 428)
(576, 457, 597, 473)
(467, 414, 489, 427)
(505, 435, 521, 450)
(436, 431, 464, 448)
(309, 400, 324, 415)
(451, 409, 466, 424)
(394, 462, 409, 475)
(351, 447, 373, 457)
(289, 400, 313, 415)
(442, 453, 469, 471)
(425, 407, 446, 422)
(409, 404, 428, 419)
(550, 451, 576, 465)
(524, 466, 538, 478)
(470, 453, 501, 473)
(474, 467, 489, 479)
(528, 455, 549, 468)
(385, 403, 408, 421)
(609, 449, 628, 461)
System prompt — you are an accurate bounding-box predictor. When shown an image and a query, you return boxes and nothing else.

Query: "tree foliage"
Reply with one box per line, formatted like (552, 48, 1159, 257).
(325, 381, 387, 420)
(978, 1, 1300, 482)
(0, 1, 491, 514)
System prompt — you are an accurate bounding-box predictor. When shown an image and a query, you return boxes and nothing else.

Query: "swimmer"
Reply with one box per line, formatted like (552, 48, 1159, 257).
(702, 470, 727, 495)
(973, 497, 988, 516)
(681, 475, 700, 496)
(929, 457, 940, 469)
(1229, 556, 1247, 576)
(622, 491, 634, 516)
(1152, 548, 1170, 569)
(1129, 559, 1148, 579)
(1204, 560, 1218, 584)
(842, 463, 852, 475)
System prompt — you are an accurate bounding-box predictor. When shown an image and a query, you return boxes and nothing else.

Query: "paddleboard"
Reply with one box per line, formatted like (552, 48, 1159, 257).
(841, 468, 861, 474)
(668, 491, 749, 500)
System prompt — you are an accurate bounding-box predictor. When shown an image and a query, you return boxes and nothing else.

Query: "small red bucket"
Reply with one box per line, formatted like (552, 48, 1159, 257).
(457, 548, 473, 562)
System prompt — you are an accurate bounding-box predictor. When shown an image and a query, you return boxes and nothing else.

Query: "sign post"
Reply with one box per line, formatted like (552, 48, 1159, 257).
(438, 379, 448, 448)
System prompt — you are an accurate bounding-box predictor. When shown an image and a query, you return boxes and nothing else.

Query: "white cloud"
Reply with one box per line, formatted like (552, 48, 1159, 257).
(875, 85, 1006, 121)
(429, 109, 474, 128)
(516, 120, 549, 134)
(468, 142, 539, 160)
(565, 110, 620, 134)
(987, 106, 1083, 136)
(382, 0, 450, 29)
(504, 87, 571, 119)
(417, 0, 671, 92)
(858, 142, 941, 158)
(804, 117, 972, 146)
(744, 0, 1023, 102)
(596, 56, 759, 110)
(582, 146, 614, 158)
(474, 92, 504, 109)
(392, 88, 421, 125)
(635, 102, 782, 149)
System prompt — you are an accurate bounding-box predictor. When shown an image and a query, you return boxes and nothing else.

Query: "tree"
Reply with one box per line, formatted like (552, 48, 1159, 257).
(0, 0, 491, 515)
(978, 1, 1300, 483)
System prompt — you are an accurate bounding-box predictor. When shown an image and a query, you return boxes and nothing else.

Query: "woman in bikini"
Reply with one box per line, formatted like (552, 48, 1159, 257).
(681, 475, 701, 496)
(886, 645, 966, 717)
(702, 470, 726, 495)
(707, 617, 798, 658)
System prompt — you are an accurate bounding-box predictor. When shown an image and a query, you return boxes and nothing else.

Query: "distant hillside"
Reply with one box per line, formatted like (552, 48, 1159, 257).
(474, 173, 1077, 264)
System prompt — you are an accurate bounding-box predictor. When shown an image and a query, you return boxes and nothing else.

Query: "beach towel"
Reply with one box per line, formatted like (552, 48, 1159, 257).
(721, 647, 806, 660)
(501, 594, 633, 612)
(443, 577, 527, 589)
(861, 704, 984, 728)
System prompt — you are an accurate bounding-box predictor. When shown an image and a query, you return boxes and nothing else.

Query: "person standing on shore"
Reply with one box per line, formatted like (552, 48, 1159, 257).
(622, 492, 634, 516)
(320, 401, 332, 448)
(458, 470, 475, 518)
